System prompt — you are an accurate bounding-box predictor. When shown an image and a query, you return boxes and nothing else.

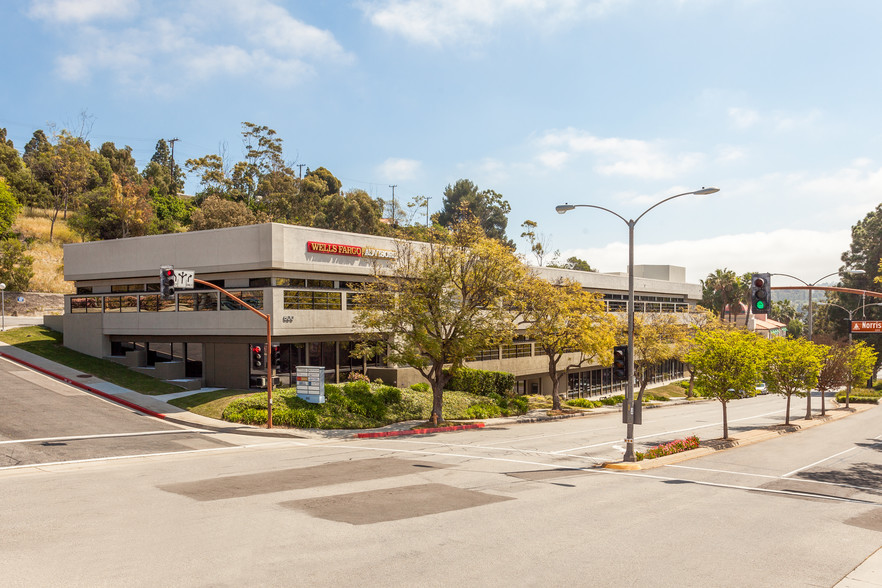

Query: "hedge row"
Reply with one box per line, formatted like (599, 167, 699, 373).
(444, 367, 515, 397)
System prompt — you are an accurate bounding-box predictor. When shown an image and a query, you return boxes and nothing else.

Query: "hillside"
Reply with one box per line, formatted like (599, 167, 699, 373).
(11, 210, 77, 294)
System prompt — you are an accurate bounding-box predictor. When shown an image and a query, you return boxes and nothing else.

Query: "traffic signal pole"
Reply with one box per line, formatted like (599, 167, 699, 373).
(192, 279, 274, 428)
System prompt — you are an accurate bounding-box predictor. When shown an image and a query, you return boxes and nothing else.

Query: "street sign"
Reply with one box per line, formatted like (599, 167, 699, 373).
(174, 270, 195, 290)
(851, 320, 882, 333)
(16, 296, 24, 303)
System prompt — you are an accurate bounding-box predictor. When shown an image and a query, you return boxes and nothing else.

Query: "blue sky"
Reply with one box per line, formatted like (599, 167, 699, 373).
(2, 0, 881, 285)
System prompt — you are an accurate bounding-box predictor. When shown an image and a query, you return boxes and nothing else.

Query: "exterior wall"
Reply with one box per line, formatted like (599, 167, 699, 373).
(63, 314, 111, 358)
(203, 343, 249, 389)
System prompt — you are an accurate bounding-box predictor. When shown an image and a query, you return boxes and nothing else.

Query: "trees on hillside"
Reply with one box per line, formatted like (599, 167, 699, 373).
(352, 219, 524, 425)
(515, 276, 614, 410)
(436, 179, 513, 247)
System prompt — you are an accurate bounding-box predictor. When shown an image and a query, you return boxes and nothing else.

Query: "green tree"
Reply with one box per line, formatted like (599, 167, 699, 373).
(0, 238, 34, 291)
(686, 328, 765, 438)
(520, 219, 549, 266)
(628, 313, 689, 409)
(701, 268, 740, 320)
(190, 195, 264, 231)
(681, 306, 721, 398)
(148, 188, 192, 234)
(548, 256, 595, 272)
(142, 139, 184, 197)
(436, 179, 513, 247)
(843, 341, 879, 408)
(515, 276, 615, 410)
(0, 178, 21, 237)
(837, 204, 882, 379)
(0, 129, 48, 208)
(352, 219, 525, 424)
(763, 337, 826, 424)
(315, 189, 383, 235)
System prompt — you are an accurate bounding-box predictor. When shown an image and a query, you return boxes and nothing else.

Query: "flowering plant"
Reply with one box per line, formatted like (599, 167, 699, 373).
(636, 435, 700, 461)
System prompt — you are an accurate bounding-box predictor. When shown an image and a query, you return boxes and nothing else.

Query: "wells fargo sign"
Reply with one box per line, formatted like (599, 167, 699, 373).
(307, 241, 396, 260)
(851, 320, 882, 333)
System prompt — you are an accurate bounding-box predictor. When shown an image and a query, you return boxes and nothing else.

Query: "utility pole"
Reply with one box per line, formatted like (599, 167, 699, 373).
(425, 196, 431, 227)
(167, 137, 179, 196)
(296, 163, 306, 179)
(389, 184, 397, 225)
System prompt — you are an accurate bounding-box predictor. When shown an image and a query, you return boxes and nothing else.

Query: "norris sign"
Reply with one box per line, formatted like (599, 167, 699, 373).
(306, 241, 396, 260)
(851, 321, 882, 333)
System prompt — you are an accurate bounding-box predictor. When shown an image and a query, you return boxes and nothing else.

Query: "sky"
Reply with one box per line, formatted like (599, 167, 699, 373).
(2, 0, 882, 286)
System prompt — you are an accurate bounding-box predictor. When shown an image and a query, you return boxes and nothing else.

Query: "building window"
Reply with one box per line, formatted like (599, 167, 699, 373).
(75, 286, 93, 295)
(71, 296, 102, 313)
(111, 284, 146, 293)
(275, 277, 306, 288)
(501, 340, 531, 359)
(139, 295, 159, 312)
(283, 290, 342, 310)
(221, 290, 264, 311)
(307, 279, 334, 289)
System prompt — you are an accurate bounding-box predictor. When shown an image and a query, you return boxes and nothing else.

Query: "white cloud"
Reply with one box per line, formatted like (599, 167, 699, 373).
(728, 105, 822, 133)
(560, 228, 852, 285)
(535, 128, 705, 179)
(728, 107, 759, 129)
(378, 157, 422, 181)
(28, 0, 138, 23)
(34, 0, 352, 90)
(359, 0, 628, 46)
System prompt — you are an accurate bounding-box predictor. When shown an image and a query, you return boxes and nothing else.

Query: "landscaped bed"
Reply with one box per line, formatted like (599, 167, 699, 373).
(217, 380, 531, 429)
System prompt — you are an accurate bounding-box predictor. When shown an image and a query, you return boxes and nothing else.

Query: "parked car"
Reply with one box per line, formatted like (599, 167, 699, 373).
(755, 382, 768, 395)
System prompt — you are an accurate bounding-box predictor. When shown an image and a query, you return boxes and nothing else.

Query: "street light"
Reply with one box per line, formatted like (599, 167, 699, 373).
(0, 283, 5, 332)
(772, 270, 865, 341)
(556, 186, 720, 462)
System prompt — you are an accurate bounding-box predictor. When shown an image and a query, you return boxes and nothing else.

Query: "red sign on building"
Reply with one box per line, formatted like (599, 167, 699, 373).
(851, 320, 882, 333)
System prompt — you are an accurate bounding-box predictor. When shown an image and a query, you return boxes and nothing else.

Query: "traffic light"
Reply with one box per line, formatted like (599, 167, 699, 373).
(750, 273, 772, 314)
(160, 265, 175, 299)
(272, 344, 281, 372)
(612, 345, 628, 382)
(251, 344, 264, 370)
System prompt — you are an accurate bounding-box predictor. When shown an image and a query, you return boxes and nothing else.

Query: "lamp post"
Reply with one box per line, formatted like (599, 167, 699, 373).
(0, 283, 5, 332)
(556, 186, 719, 462)
(817, 301, 882, 411)
(771, 270, 865, 341)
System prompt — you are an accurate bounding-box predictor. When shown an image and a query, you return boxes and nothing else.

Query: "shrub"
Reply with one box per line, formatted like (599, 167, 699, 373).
(465, 402, 502, 419)
(377, 385, 402, 405)
(274, 408, 320, 428)
(600, 395, 625, 406)
(567, 398, 600, 409)
(444, 367, 515, 396)
(347, 372, 371, 382)
(637, 436, 700, 460)
(410, 382, 430, 392)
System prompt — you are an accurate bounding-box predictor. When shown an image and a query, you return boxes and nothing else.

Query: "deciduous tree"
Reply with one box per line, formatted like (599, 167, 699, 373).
(352, 219, 524, 424)
(763, 337, 826, 424)
(515, 275, 615, 410)
(686, 328, 765, 438)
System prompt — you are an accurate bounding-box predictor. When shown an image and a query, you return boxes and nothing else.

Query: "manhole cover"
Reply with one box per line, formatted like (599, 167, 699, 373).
(76, 374, 93, 378)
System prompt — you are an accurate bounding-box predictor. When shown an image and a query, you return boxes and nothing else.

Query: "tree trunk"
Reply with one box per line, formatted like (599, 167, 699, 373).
(819, 390, 826, 417)
(431, 382, 444, 425)
(722, 399, 729, 439)
(549, 355, 562, 411)
(687, 371, 696, 398)
(805, 388, 812, 420)
(785, 394, 792, 425)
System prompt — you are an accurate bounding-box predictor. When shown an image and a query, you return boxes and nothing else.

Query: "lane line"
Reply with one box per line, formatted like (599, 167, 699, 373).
(782, 447, 859, 478)
(0, 428, 214, 446)
(667, 464, 882, 494)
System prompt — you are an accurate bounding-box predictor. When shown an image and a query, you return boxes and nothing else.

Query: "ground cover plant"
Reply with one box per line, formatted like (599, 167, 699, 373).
(221, 380, 529, 429)
(835, 388, 882, 404)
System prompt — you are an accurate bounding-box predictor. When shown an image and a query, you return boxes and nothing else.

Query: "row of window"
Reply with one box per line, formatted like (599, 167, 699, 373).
(77, 277, 361, 296)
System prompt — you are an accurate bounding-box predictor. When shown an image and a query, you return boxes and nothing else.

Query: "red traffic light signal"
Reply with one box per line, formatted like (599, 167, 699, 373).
(160, 265, 176, 299)
(251, 344, 264, 369)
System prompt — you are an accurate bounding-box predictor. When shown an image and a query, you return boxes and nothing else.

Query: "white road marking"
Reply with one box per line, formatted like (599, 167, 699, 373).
(781, 446, 860, 478)
(0, 429, 214, 445)
(667, 464, 882, 494)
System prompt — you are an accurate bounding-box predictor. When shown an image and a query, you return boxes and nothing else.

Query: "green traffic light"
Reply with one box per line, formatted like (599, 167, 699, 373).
(756, 300, 765, 310)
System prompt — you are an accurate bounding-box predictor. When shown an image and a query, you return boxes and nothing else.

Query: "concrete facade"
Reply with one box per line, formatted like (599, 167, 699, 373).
(62, 223, 702, 394)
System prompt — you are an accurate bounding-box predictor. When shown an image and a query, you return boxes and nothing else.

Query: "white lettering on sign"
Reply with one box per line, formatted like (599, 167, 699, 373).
(851, 321, 882, 333)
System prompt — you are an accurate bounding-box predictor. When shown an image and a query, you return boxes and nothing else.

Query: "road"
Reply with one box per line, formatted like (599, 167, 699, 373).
(1, 360, 881, 587)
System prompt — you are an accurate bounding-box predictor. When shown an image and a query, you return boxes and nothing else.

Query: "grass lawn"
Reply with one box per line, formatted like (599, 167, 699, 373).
(167, 389, 251, 420)
(0, 326, 184, 395)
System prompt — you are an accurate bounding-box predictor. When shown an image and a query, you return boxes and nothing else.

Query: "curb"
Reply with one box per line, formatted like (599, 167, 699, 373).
(0, 350, 167, 420)
(355, 423, 485, 438)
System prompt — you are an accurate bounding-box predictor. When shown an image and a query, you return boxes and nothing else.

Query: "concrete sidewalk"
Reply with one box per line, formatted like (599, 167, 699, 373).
(836, 546, 882, 587)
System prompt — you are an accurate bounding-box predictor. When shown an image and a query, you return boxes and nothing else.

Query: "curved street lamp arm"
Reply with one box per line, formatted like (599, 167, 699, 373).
(634, 190, 707, 225)
(561, 203, 630, 226)
(770, 272, 810, 287)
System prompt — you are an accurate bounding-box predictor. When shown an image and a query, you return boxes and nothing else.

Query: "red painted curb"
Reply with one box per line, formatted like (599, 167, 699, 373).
(0, 351, 168, 420)
(355, 422, 485, 438)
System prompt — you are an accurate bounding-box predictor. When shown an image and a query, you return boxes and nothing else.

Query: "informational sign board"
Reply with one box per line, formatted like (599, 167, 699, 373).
(16, 296, 24, 303)
(174, 270, 195, 290)
(851, 320, 882, 333)
(295, 366, 325, 403)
